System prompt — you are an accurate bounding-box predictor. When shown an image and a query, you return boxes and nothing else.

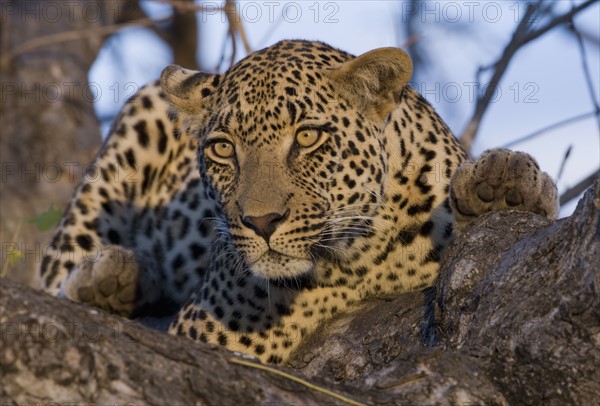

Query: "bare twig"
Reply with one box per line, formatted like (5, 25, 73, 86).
(225, 0, 238, 67)
(557, 145, 573, 182)
(215, 30, 231, 71)
(501, 110, 598, 148)
(576, 27, 600, 46)
(214, 0, 253, 70)
(258, 13, 285, 48)
(459, 3, 538, 154)
(225, 0, 252, 64)
(156, 0, 252, 70)
(403, 0, 428, 81)
(0, 17, 172, 68)
(560, 169, 600, 205)
(521, 0, 598, 44)
(204, 0, 252, 70)
(569, 11, 600, 136)
(459, 0, 597, 154)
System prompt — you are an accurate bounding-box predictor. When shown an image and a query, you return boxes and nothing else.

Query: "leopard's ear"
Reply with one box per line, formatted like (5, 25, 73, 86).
(327, 48, 412, 122)
(160, 65, 219, 113)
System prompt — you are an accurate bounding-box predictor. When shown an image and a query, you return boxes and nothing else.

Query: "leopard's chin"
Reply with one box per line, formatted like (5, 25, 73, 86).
(249, 250, 315, 280)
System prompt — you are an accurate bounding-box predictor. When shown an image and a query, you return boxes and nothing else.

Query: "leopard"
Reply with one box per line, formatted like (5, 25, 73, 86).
(40, 40, 559, 364)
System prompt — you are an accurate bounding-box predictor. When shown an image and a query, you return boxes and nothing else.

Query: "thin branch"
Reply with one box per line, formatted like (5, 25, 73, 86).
(569, 11, 600, 137)
(155, 0, 252, 71)
(215, 29, 231, 71)
(403, 0, 428, 82)
(557, 145, 573, 182)
(0, 17, 172, 68)
(459, 0, 597, 154)
(576, 27, 600, 46)
(560, 169, 600, 205)
(228, 21, 237, 67)
(236, 18, 253, 55)
(459, 2, 538, 154)
(225, 0, 252, 55)
(521, 0, 598, 43)
(501, 110, 598, 148)
(215, 0, 252, 70)
(258, 13, 285, 48)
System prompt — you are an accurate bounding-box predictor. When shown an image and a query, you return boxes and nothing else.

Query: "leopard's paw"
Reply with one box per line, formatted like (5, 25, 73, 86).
(450, 148, 558, 232)
(59, 245, 140, 317)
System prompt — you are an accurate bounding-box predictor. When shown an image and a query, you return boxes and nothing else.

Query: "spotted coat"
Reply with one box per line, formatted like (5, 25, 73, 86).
(42, 40, 556, 364)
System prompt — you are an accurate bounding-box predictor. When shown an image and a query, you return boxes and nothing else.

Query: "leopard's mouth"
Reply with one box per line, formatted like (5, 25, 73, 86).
(247, 249, 315, 280)
(252, 247, 312, 264)
(256, 249, 291, 261)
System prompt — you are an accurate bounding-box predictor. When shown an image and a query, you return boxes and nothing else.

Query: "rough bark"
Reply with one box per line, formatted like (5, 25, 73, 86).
(2, 181, 599, 404)
(0, 279, 372, 405)
(291, 177, 600, 404)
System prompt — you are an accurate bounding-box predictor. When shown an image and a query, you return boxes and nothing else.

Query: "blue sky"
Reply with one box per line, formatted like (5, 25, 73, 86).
(90, 0, 600, 216)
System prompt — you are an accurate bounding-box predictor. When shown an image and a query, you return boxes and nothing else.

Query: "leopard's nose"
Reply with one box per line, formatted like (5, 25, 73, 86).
(241, 210, 290, 242)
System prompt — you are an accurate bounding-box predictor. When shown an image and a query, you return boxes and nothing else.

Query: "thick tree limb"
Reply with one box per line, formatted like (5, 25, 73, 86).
(0, 279, 371, 405)
(2, 181, 599, 404)
(293, 177, 600, 403)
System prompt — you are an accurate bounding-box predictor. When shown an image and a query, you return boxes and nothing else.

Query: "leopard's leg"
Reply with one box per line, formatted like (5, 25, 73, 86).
(41, 83, 208, 317)
(450, 148, 559, 232)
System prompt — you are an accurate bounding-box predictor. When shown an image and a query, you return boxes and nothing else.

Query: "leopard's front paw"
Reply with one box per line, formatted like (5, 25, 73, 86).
(450, 148, 558, 232)
(59, 245, 140, 317)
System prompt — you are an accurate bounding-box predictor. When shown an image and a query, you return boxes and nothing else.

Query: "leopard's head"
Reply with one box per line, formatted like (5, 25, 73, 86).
(161, 40, 412, 281)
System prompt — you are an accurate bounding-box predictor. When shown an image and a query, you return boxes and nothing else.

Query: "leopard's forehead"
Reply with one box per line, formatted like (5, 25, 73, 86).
(217, 41, 352, 111)
(225, 40, 353, 80)
(208, 40, 354, 137)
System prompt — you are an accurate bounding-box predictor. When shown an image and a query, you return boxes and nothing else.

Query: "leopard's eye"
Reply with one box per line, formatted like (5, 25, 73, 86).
(210, 141, 235, 159)
(214, 142, 234, 158)
(295, 128, 321, 148)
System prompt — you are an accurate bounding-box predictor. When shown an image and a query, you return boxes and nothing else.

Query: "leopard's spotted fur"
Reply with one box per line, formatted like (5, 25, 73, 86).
(41, 40, 558, 363)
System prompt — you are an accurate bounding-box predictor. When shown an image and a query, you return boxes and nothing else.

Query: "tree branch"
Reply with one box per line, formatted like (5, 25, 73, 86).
(569, 10, 600, 136)
(521, 0, 598, 43)
(501, 110, 598, 148)
(559, 169, 600, 205)
(4, 180, 600, 404)
(152, 0, 253, 70)
(0, 279, 370, 405)
(224, 0, 252, 67)
(459, 0, 597, 154)
(0, 17, 172, 68)
(403, 0, 428, 82)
